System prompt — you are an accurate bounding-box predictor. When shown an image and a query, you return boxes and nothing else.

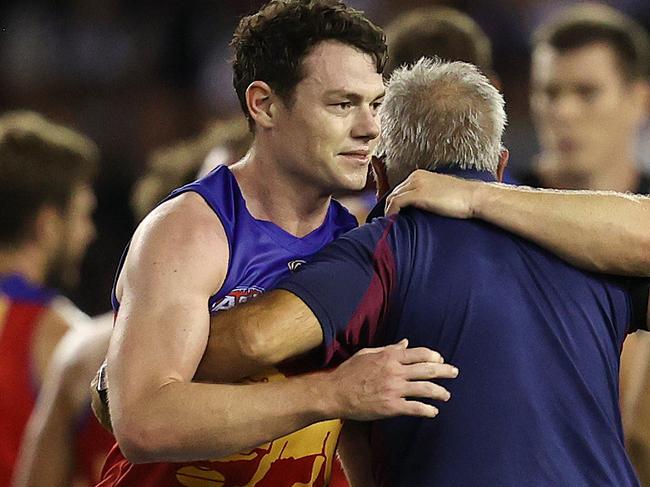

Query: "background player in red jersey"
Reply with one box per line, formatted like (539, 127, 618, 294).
(11, 117, 251, 487)
(0, 111, 108, 486)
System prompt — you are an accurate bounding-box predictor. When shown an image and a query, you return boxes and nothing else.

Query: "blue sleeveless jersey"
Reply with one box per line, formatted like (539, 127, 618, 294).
(168, 165, 357, 311)
(102, 165, 357, 487)
(112, 165, 356, 311)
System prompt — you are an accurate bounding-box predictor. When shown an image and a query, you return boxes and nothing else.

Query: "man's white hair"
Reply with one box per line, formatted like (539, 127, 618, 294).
(378, 57, 507, 187)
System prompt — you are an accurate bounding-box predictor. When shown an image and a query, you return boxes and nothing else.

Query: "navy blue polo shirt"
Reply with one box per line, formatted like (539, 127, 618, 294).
(279, 168, 648, 487)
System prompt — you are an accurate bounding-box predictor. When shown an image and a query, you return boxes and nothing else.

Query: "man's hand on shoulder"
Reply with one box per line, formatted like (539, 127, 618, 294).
(319, 339, 459, 420)
(385, 170, 483, 218)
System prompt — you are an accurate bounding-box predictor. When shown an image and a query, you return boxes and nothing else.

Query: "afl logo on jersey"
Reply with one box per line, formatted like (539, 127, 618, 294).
(212, 286, 264, 312)
(288, 260, 306, 272)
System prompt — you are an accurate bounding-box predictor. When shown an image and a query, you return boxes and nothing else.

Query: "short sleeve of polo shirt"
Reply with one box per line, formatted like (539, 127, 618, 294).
(277, 215, 402, 366)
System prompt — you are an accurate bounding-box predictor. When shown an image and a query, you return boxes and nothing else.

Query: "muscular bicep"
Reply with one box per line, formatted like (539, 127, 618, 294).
(197, 290, 323, 382)
(107, 194, 228, 425)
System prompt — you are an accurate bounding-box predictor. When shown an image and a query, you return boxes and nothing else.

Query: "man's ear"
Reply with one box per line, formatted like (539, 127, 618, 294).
(371, 155, 390, 199)
(487, 72, 503, 92)
(496, 147, 510, 183)
(245, 81, 275, 130)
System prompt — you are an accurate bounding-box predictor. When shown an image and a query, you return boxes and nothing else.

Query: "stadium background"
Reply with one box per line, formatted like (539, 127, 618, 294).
(0, 0, 648, 315)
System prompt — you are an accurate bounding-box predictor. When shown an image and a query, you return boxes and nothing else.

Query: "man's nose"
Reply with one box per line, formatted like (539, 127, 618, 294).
(553, 93, 582, 121)
(352, 106, 380, 141)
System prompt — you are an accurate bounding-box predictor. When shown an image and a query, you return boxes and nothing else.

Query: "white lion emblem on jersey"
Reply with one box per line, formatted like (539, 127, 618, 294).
(211, 286, 265, 312)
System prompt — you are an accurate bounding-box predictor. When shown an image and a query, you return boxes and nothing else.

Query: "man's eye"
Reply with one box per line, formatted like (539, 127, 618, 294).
(333, 102, 352, 110)
(371, 101, 383, 112)
(544, 86, 560, 101)
(576, 86, 598, 102)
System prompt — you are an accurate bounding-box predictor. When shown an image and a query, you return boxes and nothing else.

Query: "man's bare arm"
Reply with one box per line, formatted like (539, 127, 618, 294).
(196, 286, 456, 395)
(108, 194, 457, 464)
(385, 170, 650, 276)
(196, 289, 324, 382)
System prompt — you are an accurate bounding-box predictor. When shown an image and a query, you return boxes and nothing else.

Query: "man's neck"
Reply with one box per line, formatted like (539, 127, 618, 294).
(230, 146, 332, 238)
(538, 154, 641, 192)
(0, 244, 47, 285)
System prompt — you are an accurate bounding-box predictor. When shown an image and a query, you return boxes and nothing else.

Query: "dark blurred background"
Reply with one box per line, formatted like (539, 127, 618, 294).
(2, 0, 648, 315)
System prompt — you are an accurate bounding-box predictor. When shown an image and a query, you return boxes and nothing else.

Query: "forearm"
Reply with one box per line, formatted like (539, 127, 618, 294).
(112, 372, 336, 463)
(115, 341, 457, 463)
(12, 328, 103, 487)
(196, 290, 322, 382)
(12, 368, 77, 487)
(12, 412, 73, 487)
(474, 184, 650, 276)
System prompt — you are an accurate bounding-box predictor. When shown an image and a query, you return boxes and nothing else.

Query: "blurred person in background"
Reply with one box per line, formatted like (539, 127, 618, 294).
(525, 3, 649, 193)
(12, 317, 114, 487)
(524, 4, 650, 482)
(12, 114, 251, 487)
(383, 6, 494, 79)
(0, 111, 103, 486)
(381, 5, 521, 189)
(131, 115, 252, 218)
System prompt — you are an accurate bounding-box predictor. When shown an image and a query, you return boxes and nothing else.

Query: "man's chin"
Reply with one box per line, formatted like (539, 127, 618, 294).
(338, 179, 367, 194)
(556, 157, 594, 177)
(344, 168, 370, 191)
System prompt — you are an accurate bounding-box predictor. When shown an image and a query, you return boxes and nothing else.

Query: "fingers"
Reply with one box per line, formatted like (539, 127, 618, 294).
(384, 170, 431, 215)
(402, 362, 459, 380)
(399, 400, 440, 418)
(355, 338, 408, 356)
(384, 170, 479, 219)
(355, 344, 448, 366)
(398, 346, 445, 365)
(394, 338, 408, 349)
(385, 189, 417, 216)
(331, 342, 459, 421)
(387, 379, 454, 419)
(403, 380, 452, 402)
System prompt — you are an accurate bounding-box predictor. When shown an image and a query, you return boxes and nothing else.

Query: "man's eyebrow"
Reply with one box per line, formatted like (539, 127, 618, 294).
(324, 90, 386, 102)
